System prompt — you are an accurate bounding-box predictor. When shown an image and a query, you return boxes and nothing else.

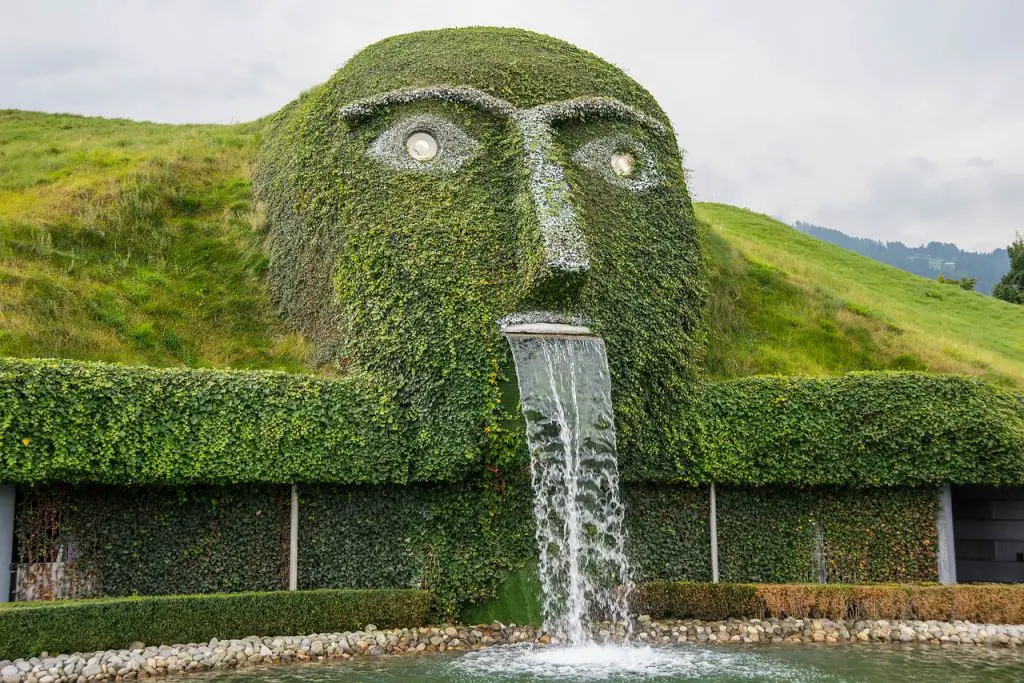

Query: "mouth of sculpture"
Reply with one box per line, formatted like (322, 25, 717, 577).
(498, 311, 593, 337)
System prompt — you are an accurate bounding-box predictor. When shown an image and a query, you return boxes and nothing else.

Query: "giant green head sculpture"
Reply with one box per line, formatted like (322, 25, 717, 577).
(255, 28, 703, 477)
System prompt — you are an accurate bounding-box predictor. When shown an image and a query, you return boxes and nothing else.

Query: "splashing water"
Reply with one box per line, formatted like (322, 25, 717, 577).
(507, 334, 633, 646)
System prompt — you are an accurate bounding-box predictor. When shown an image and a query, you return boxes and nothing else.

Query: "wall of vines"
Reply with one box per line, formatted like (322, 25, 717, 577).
(16, 486, 290, 597)
(716, 487, 938, 583)
(4, 360, 1023, 489)
(298, 475, 535, 617)
(12, 483, 939, 615)
(622, 484, 711, 582)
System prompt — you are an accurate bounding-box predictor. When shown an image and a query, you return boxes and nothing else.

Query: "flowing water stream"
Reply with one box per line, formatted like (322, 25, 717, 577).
(187, 331, 1024, 681)
(506, 333, 632, 645)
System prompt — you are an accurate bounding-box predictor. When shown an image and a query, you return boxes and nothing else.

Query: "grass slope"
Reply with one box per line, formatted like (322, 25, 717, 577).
(699, 203, 1024, 387)
(0, 110, 307, 370)
(2, 111, 1022, 386)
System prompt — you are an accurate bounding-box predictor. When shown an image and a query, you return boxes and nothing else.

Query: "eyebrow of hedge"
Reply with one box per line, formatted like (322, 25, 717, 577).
(337, 86, 668, 136)
(337, 86, 517, 120)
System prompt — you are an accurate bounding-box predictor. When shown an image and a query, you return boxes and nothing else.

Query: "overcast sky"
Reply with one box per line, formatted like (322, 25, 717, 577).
(2, 0, 1021, 251)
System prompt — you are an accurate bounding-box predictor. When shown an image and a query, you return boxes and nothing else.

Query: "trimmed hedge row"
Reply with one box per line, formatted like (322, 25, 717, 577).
(633, 582, 1024, 624)
(0, 357, 472, 485)
(683, 372, 1024, 486)
(3, 359, 1023, 487)
(0, 589, 432, 660)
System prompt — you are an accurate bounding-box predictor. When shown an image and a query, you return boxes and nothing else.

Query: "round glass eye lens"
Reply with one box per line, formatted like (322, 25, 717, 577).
(610, 152, 636, 177)
(406, 131, 438, 161)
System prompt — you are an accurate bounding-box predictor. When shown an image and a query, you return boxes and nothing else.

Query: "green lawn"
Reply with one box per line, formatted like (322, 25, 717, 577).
(1, 110, 1021, 386)
(699, 203, 1024, 387)
(0, 110, 307, 370)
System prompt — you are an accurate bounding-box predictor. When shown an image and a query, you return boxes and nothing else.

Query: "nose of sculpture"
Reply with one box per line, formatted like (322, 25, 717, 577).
(517, 111, 589, 304)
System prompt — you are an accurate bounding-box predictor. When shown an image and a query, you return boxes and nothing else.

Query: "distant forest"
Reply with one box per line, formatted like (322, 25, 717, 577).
(793, 222, 1011, 295)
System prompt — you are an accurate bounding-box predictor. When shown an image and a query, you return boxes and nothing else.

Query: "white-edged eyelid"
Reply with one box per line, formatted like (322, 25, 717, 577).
(572, 134, 661, 191)
(367, 114, 479, 172)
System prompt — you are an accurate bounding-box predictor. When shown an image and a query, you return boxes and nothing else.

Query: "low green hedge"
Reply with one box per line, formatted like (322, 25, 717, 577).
(0, 357, 470, 485)
(0, 588, 432, 660)
(633, 582, 1024, 624)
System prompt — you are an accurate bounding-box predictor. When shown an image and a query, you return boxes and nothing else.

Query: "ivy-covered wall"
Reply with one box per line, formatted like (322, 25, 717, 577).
(16, 486, 290, 596)
(13, 483, 940, 615)
(623, 485, 711, 583)
(298, 479, 534, 616)
(4, 360, 1023, 488)
(716, 487, 938, 584)
(687, 374, 1024, 486)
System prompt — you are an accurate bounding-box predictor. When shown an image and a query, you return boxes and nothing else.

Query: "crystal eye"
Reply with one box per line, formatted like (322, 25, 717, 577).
(610, 152, 635, 177)
(406, 131, 438, 161)
(366, 114, 478, 173)
(572, 134, 660, 191)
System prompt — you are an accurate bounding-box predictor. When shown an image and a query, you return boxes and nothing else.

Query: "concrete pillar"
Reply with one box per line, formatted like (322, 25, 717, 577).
(814, 523, 828, 584)
(289, 485, 299, 591)
(0, 486, 14, 602)
(936, 484, 957, 584)
(709, 483, 719, 583)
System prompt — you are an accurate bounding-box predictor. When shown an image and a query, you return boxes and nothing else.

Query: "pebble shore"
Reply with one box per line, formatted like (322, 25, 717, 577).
(3, 616, 1024, 682)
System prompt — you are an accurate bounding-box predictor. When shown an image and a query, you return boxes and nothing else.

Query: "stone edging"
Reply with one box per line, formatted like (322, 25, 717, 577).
(3, 617, 1024, 682)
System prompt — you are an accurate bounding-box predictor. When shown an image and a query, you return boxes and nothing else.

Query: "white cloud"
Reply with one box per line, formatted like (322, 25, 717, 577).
(1, 0, 1021, 250)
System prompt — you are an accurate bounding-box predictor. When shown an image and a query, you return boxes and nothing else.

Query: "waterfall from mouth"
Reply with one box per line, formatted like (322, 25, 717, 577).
(506, 333, 633, 646)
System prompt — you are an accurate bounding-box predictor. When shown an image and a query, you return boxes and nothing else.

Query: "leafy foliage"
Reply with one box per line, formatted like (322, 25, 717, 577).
(15, 481, 944, 619)
(253, 27, 704, 485)
(0, 588, 431, 660)
(716, 487, 937, 584)
(298, 481, 534, 617)
(622, 485, 711, 582)
(716, 487, 818, 583)
(60, 486, 291, 596)
(3, 361, 1023, 489)
(0, 357, 443, 485)
(994, 233, 1024, 304)
(685, 373, 1024, 486)
(632, 582, 760, 620)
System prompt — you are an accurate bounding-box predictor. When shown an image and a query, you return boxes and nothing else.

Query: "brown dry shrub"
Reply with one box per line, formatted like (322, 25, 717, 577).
(635, 582, 1024, 624)
(952, 585, 1024, 623)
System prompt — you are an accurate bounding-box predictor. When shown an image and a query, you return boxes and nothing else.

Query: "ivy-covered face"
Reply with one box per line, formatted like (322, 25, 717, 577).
(255, 28, 703, 479)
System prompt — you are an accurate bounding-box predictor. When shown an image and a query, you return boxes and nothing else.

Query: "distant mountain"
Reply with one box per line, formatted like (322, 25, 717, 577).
(792, 222, 1010, 295)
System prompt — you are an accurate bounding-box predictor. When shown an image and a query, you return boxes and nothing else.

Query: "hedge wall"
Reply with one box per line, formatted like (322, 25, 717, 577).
(0, 357, 461, 485)
(0, 589, 431, 660)
(683, 372, 1024, 486)
(57, 486, 290, 596)
(716, 487, 818, 583)
(298, 481, 534, 616)
(15, 478, 534, 619)
(4, 360, 1023, 488)
(622, 485, 711, 582)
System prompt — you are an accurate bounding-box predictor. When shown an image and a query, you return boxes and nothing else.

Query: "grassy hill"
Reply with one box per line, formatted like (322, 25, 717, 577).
(699, 203, 1024, 386)
(0, 110, 307, 370)
(2, 110, 1022, 386)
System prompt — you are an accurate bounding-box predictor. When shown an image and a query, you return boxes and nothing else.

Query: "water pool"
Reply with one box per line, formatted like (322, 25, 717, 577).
(189, 643, 1024, 682)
